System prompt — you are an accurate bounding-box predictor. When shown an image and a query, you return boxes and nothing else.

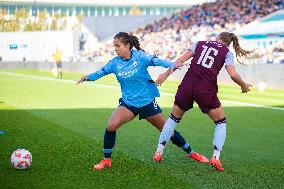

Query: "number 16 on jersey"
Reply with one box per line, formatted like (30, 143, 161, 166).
(197, 45, 219, 69)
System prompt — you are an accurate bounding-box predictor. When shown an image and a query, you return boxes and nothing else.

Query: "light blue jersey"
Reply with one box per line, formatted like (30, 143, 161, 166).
(87, 50, 174, 108)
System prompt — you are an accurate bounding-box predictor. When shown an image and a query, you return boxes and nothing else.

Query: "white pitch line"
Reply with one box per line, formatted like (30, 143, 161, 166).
(160, 92, 284, 111)
(1, 71, 283, 111)
(0, 71, 120, 89)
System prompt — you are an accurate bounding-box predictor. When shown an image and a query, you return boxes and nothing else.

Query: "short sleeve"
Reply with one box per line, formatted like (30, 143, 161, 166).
(189, 42, 198, 54)
(224, 51, 234, 66)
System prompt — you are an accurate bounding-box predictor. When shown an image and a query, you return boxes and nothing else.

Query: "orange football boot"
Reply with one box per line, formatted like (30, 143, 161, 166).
(187, 152, 209, 163)
(153, 152, 162, 162)
(209, 157, 224, 171)
(93, 159, 112, 171)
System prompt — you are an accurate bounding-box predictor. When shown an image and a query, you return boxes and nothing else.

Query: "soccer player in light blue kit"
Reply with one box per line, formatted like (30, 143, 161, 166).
(77, 32, 208, 171)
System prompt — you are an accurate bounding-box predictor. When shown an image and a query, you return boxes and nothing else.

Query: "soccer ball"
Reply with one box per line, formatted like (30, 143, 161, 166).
(11, 149, 32, 170)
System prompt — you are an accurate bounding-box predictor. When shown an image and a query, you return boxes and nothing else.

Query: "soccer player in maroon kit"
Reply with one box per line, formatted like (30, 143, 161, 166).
(153, 32, 252, 171)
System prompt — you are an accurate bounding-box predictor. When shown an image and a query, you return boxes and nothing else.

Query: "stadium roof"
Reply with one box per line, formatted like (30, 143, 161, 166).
(1, 0, 215, 6)
(235, 9, 284, 39)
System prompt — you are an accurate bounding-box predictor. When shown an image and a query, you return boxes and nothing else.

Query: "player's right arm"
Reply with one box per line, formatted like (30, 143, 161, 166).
(224, 50, 252, 93)
(225, 65, 252, 93)
(76, 60, 113, 85)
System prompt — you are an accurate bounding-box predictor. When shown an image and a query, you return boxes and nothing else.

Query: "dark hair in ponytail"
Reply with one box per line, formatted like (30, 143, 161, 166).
(218, 32, 253, 65)
(114, 32, 144, 51)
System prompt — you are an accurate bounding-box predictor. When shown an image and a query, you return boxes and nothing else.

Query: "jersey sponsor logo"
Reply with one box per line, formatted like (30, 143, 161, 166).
(118, 69, 138, 78)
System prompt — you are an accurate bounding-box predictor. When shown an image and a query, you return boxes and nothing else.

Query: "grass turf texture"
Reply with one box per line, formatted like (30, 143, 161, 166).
(0, 69, 283, 188)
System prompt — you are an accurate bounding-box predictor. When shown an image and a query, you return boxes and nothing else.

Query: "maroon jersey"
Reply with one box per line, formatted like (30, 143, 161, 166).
(185, 41, 229, 93)
(174, 41, 231, 113)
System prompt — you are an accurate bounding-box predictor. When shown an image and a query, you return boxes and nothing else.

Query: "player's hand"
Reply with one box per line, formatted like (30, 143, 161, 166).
(156, 73, 168, 86)
(174, 61, 183, 69)
(241, 83, 252, 93)
(76, 76, 87, 85)
(170, 62, 183, 74)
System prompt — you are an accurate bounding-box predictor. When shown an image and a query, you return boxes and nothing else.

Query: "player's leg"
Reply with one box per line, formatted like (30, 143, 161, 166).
(59, 68, 62, 79)
(58, 62, 63, 79)
(154, 104, 185, 157)
(206, 106, 226, 171)
(56, 63, 59, 79)
(194, 87, 226, 171)
(147, 113, 208, 163)
(94, 106, 136, 171)
(146, 112, 193, 153)
(136, 99, 185, 161)
(154, 79, 193, 158)
(57, 68, 62, 79)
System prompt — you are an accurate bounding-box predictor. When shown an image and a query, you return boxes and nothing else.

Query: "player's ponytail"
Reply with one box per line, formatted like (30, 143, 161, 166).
(114, 32, 144, 51)
(219, 32, 253, 65)
(129, 34, 144, 51)
(230, 33, 252, 65)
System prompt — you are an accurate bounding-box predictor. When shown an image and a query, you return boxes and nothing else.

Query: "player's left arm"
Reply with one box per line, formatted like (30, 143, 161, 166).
(142, 52, 175, 69)
(162, 48, 195, 76)
(141, 52, 175, 85)
(175, 50, 194, 67)
(156, 50, 194, 85)
(155, 69, 173, 86)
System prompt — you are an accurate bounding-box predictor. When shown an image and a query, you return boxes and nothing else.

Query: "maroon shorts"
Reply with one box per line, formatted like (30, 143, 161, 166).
(174, 77, 221, 113)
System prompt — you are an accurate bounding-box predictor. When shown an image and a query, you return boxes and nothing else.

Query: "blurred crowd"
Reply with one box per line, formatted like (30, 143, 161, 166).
(252, 41, 284, 64)
(76, 0, 284, 64)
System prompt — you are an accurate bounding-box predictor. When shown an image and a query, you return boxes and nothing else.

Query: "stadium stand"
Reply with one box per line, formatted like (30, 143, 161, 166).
(1, 0, 284, 89)
(0, 0, 283, 64)
(91, 0, 284, 64)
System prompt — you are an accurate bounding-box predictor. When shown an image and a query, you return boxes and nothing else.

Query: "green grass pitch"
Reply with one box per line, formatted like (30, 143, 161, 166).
(0, 69, 284, 188)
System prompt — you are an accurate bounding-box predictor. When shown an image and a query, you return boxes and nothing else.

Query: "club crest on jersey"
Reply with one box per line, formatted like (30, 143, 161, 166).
(133, 61, 138, 67)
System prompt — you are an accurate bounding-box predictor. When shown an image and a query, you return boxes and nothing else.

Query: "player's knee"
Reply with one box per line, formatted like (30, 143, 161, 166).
(172, 105, 185, 118)
(208, 106, 225, 121)
(107, 122, 119, 131)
